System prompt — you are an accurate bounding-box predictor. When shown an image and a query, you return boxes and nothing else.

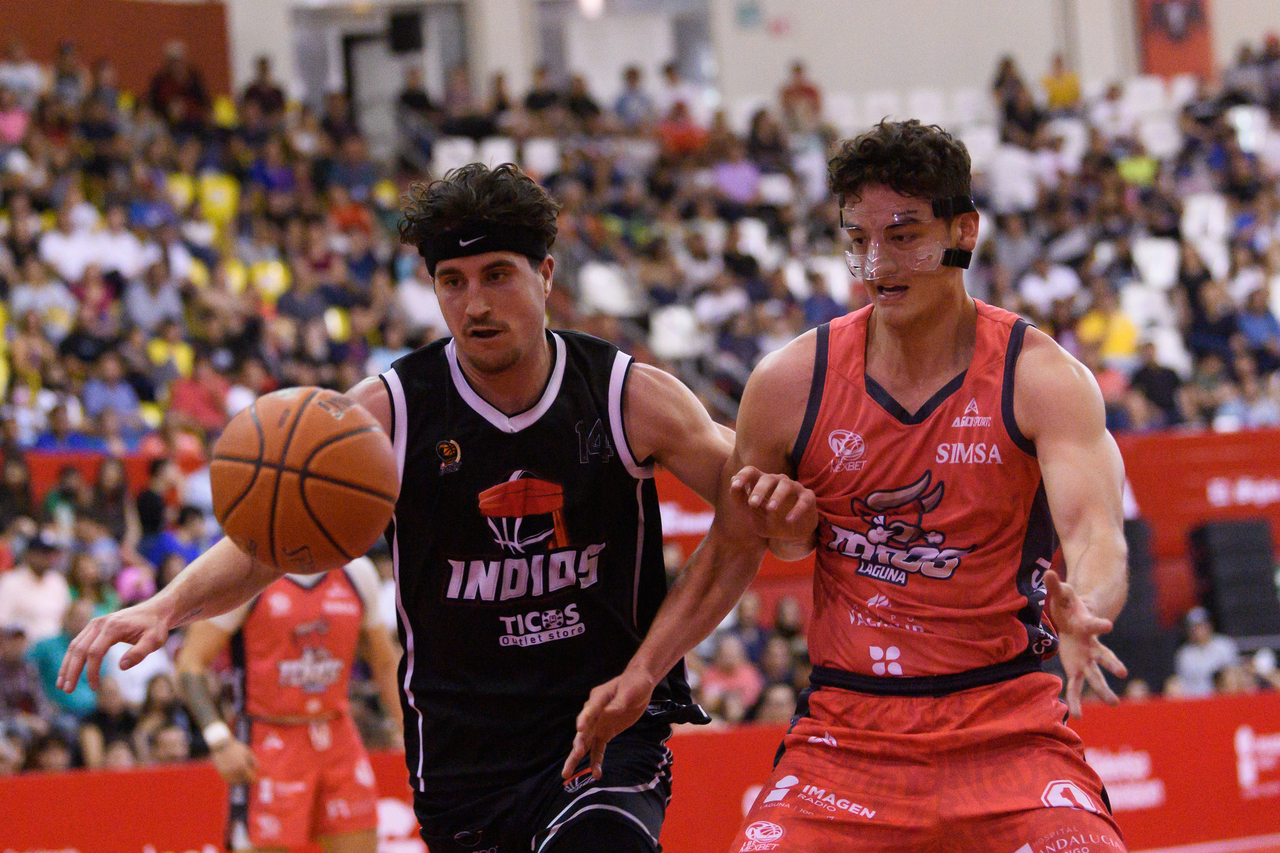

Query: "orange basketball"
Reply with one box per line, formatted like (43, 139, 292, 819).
(210, 387, 398, 573)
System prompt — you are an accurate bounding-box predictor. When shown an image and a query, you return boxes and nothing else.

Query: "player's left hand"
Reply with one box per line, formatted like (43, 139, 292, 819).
(562, 669, 656, 781)
(730, 466, 818, 545)
(1043, 570, 1127, 717)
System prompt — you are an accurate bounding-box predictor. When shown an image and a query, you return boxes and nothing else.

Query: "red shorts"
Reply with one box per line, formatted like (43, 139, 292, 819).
(731, 672, 1127, 853)
(234, 714, 378, 849)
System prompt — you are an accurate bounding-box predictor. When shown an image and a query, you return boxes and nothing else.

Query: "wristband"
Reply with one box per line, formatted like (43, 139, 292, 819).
(203, 721, 233, 749)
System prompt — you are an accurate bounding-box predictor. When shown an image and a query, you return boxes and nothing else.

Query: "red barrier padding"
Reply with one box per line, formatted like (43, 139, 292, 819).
(2, 693, 1279, 852)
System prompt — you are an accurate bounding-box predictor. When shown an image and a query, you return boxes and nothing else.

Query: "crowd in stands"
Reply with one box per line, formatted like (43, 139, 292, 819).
(3, 31, 1280, 775)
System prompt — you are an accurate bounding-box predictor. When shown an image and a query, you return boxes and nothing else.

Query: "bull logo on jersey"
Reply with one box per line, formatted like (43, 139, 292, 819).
(825, 471, 970, 587)
(444, 470, 607, 611)
(292, 618, 328, 642)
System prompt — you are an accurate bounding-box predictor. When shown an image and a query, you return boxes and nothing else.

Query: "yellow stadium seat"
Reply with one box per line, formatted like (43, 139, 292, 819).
(251, 259, 291, 303)
(324, 307, 352, 343)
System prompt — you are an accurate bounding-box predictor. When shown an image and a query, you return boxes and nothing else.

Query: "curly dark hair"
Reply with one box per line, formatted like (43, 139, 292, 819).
(828, 120, 972, 206)
(398, 163, 560, 266)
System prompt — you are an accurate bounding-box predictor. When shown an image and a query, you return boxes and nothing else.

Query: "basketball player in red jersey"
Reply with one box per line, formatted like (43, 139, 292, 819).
(570, 120, 1130, 852)
(175, 556, 401, 853)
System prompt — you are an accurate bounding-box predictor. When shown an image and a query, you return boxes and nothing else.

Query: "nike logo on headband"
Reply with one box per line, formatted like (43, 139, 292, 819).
(459, 236, 485, 247)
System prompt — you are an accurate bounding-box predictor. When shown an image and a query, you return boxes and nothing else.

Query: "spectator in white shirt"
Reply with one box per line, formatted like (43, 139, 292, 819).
(93, 204, 147, 280)
(38, 205, 98, 285)
(0, 39, 45, 111)
(9, 256, 77, 344)
(1174, 606, 1240, 697)
(0, 532, 71, 644)
(124, 260, 185, 335)
(1018, 254, 1082, 318)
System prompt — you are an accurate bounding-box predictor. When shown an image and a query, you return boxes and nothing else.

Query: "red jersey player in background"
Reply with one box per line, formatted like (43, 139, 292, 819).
(569, 119, 1130, 852)
(176, 557, 401, 853)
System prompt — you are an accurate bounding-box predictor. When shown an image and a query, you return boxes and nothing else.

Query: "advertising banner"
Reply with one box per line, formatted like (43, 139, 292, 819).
(4, 694, 1280, 853)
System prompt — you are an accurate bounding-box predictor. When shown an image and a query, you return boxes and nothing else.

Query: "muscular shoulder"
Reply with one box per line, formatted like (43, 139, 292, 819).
(1013, 326, 1106, 443)
(345, 375, 393, 436)
(623, 362, 726, 463)
(735, 329, 818, 471)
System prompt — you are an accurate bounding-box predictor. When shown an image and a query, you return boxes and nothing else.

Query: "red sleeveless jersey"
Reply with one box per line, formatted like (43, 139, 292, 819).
(793, 300, 1059, 682)
(238, 570, 364, 718)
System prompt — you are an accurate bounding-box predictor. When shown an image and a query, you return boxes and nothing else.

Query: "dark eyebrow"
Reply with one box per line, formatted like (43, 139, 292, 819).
(435, 258, 520, 278)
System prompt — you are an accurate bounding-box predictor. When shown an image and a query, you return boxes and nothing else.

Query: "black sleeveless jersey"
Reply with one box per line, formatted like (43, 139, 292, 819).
(380, 330, 705, 810)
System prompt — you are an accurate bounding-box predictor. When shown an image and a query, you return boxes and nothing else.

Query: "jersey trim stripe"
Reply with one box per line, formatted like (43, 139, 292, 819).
(1002, 319, 1037, 457)
(865, 369, 968, 425)
(389, 515, 426, 790)
(608, 351, 654, 480)
(444, 333, 568, 434)
(380, 369, 409, 486)
(789, 323, 829, 470)
(632, 480, 645, 626)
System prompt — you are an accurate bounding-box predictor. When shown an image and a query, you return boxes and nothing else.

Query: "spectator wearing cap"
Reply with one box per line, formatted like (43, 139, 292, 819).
(1174, 606, 1240, 697)
(27, 599, 98, 721)
(0, 623, 53, 743)
(0, 531, 71, 643)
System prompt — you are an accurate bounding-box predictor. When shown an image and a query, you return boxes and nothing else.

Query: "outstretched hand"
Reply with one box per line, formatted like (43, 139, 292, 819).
(730, 466, 818, 544)
(1043, 570, 1127, 717)
(562, 670, 656, 781)
(58, 601, 173, 692)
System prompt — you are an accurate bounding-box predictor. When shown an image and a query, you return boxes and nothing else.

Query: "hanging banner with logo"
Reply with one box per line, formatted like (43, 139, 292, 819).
(1135, 0, 1215, 78)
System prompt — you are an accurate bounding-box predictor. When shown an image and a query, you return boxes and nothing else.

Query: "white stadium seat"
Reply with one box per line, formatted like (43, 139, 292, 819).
(950, 86, 996, 127)
(1132, 237, 1181, 291)
(577, 261, 644, 318)
(906, 87, 949, 127)
(1123, 74, 1169, 119)
(431, 137, 477, 175)
(649, 305, 711, 360)
(520, 137, 561, 179)
(477, 136, 518, 168)
(861, 89, 904, 128)
(824, 92, 861, 137)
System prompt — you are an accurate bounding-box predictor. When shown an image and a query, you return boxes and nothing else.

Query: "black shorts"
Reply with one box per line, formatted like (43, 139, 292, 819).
(414, 719, 673, 853)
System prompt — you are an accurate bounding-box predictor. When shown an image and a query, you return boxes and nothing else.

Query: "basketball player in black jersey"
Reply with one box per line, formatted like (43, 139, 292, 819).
(59, 163, 817, 853)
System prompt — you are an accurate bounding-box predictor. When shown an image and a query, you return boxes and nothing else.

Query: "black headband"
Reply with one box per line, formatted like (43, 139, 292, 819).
(418, 222, 550, 277)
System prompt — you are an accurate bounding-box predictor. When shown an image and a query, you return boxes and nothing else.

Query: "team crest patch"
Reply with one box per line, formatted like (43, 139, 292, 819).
(740, 821, 785, 851)
(827, 430, 866, 473)
(436, 440, 462, 474)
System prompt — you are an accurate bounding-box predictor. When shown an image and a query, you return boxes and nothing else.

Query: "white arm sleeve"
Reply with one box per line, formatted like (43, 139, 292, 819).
(344, 557, 385, 631)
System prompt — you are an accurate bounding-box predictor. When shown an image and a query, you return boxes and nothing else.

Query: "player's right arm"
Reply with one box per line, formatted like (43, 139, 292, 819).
(59, 378, 397, 694)
(565, 332, 816, 779)
(177, 618, 258, 785)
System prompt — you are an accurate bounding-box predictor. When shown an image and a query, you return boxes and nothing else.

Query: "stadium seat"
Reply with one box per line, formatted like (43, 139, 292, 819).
(808, 255, 853, 305)
(824, 92, 861, 136)
(861, 89, 904, 127)
(1120, 282, 1176, 331)
(949, 86, 996, 127)
(1180, 192, 1230, 243)
(988, 144, 1039, 213)
(577, 261, 644, 318)
(958, 124, 1000, 174)
(1167, 73, 1199, 109)
(1226, 104, 1270, 154)
(649, 305, 711, 360)
(432, 136, 478, 175)
(1148, 324, 1194, 378)
(477, 136, 519, 168)
(727, 94, 771, 136)
(736, 217, 783, 272)
(1045, 117, 1088, 173)
(1123, 74, 1169, 119)
(1138, 116, 1183, 160)
(521, 137, 561, 178)
(1191, 237, 1231, 281)
(906, 87, 948, 126)
(757, 173, 796, 206)
(1132, 237, 1181, 290)
(782, 258, 809, 299)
